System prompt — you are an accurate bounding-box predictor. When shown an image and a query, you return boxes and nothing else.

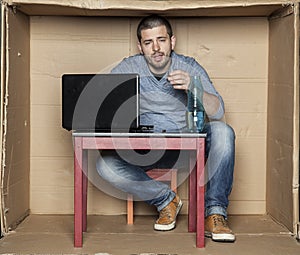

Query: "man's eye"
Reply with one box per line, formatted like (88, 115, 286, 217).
(159, 39, 166, 42)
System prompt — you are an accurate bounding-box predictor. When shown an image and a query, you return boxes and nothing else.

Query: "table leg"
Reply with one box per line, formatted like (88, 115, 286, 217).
(74, 136, 83, 247)
(82, 150, 88, 232)
(196, 138, 205, 248)
(188, 156, 197, 232)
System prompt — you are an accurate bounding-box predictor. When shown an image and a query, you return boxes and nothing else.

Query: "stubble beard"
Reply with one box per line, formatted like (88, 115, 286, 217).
(145, 52, 172, 74)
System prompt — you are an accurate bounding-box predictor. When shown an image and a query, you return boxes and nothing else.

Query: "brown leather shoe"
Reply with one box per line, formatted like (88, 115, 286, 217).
(205, 214, 235, 242)
(154, 194, 183, 231)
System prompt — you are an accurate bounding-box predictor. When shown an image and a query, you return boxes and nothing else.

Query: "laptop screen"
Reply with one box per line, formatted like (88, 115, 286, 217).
(62, 73, 140, 132)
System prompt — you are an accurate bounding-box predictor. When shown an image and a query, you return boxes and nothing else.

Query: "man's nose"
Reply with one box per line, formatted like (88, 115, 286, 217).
(152, 40, 160, 51)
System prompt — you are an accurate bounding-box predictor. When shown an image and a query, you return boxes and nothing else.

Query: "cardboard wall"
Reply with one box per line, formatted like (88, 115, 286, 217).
(267, 7, 298, 232)
(2, 7, 30, 229)
(30, 16, 269, 216)
(30, 16, 132, 214)
(0, 0, 297, 235)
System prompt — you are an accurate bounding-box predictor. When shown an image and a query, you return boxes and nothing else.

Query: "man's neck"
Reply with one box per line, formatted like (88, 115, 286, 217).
(151, 71, 166, 81)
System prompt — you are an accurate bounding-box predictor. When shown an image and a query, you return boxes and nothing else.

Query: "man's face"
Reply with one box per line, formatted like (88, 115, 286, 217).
(138, 25, 176, 74)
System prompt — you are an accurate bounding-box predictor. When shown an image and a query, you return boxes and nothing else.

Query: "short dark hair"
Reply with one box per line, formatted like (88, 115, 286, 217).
(137, 14, 173, 42)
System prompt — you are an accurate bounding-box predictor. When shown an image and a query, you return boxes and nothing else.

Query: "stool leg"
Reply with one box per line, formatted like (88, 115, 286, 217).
(171, 170, 177, 192)
(127, 169, 178, 225)
(127, 194, 134, 224)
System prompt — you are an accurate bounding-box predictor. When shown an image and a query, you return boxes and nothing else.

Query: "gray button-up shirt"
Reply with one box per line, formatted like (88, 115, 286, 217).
(111, 51, 224, 132)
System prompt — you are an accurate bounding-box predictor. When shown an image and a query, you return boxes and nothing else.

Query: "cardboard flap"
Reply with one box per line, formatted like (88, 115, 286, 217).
(0, 5, 30, 232)
(267, 3, 299, 233)
(3, 0, 287, 17)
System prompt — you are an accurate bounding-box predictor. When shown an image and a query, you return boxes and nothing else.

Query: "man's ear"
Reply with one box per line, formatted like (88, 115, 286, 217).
(171, 35, 176, 50)
(137, 42, 144, 54)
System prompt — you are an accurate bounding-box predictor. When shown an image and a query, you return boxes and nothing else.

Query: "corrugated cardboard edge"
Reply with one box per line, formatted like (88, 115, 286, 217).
(0, 3, 8, 235)
(0, 3, 4, 236)
(292, 2, 299, 238)
(3, 0, 297, 10)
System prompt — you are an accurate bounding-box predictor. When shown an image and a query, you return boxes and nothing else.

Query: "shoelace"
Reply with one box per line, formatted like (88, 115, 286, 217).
(212, 215, 228, 228)
(159, 200, 178, 219)
(160, 206, 172, 219)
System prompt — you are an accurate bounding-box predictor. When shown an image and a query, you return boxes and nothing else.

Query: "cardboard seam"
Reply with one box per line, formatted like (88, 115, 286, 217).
(269, 3, 295, 19)
(6, 209, 29, 231)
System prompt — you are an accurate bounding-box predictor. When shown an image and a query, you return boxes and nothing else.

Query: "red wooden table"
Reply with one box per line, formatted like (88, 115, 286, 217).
(73, 132, 206, 248)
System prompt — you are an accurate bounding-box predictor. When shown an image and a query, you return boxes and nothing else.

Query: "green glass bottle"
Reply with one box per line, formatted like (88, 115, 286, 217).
(186, 76, 205, 132)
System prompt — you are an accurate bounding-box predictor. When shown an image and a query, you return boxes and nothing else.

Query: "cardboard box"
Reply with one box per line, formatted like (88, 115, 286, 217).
(0, 0, 299, 239)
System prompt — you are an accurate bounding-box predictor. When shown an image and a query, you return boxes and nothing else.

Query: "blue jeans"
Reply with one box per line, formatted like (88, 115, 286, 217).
(96, 121, 235, 218)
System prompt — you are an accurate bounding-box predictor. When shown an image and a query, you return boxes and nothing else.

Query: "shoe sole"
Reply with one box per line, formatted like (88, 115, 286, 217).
(154, 199, 183, 231)
(205, 231, 236, 242)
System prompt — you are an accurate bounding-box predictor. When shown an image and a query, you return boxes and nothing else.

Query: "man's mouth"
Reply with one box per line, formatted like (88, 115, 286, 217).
(152, 53, 164, 62)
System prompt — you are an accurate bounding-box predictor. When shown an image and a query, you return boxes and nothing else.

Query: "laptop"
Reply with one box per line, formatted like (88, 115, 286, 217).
(62, 73, 144, 132)
(62, 73, 205, 138)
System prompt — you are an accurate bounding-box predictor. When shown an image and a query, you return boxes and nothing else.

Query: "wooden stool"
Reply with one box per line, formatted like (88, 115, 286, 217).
(127, 168, 178, 224)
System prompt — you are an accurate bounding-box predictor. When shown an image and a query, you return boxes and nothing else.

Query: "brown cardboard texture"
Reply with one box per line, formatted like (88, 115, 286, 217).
(267, 5, 299, 232)
(3, 0, 291, 16)
(1, 5, 30, 232)
(0, 0, 299, 239)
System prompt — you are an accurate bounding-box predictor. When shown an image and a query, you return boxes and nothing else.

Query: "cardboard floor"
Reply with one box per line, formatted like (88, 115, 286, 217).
(0, 215, 299, 254)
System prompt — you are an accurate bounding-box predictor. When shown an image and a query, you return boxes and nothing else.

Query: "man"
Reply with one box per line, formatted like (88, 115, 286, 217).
(96, 14, 236, 242)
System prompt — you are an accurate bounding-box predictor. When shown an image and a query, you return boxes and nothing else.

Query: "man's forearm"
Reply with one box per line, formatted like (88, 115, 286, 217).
(203, 92, 223, 118)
